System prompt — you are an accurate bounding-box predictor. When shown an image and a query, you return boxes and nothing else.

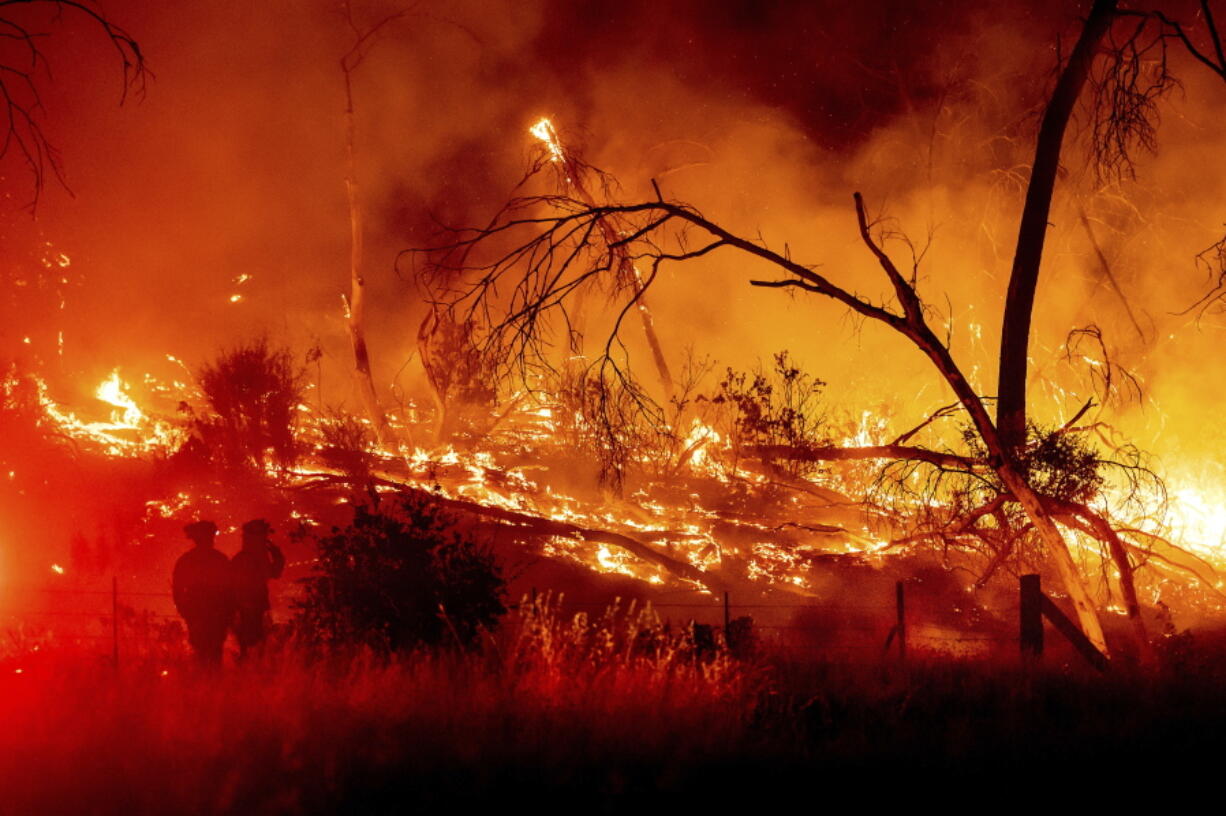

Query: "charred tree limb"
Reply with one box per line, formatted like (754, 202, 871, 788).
(1148, 3, 1226, 82)
(745, 443, 981, 471)
(973, 536, 1020, 591)
(854, 191, 925, 324)
(426, 492, 724, 590)
(749, 278, 823, 295)
(890, 402, 962, 446)
(1181, 232, 1226, 316)
(1078, 208, 1147, 342)
(1113, 526, 1225, 595)
(1057, 398, 1096, 434)
(533, 119, 676, 398)
(738, 458, 861, 507)
(1044, 495, 1148, 654)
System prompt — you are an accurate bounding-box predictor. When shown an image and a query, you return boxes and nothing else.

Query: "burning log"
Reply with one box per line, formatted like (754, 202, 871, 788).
(299, 472, 730, 593)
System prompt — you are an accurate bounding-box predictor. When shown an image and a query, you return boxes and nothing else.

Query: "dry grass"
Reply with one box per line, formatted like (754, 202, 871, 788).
(0, 597, 762, 813)
(5, 599, 1226, 812)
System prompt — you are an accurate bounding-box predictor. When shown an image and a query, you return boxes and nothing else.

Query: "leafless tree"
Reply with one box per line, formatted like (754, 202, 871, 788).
(337, 0, 421, 444)
(405, 183, 1125, 654)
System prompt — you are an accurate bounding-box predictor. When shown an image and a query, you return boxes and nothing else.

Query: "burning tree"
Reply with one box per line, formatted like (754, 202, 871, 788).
(406, 2, 1226, 659)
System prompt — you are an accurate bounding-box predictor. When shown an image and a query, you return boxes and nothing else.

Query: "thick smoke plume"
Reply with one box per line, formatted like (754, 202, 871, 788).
(2, 0, 1225, 583)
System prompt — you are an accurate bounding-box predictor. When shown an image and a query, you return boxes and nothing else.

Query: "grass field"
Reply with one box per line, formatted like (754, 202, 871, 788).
(4, 599, 1226, 813)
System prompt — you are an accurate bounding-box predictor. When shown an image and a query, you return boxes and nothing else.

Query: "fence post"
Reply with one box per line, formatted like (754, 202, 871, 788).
(112, 575, 120, 671)
(1020, 573, 1043, 660)
(895, 580, 906, 662)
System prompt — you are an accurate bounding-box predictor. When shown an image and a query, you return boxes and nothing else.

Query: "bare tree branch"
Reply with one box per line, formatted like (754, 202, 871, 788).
(408, 179, 1116, 654)
(0, 0, 148, 209)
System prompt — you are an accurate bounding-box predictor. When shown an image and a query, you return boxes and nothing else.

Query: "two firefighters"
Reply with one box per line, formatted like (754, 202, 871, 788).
(171, 518, 285, 665)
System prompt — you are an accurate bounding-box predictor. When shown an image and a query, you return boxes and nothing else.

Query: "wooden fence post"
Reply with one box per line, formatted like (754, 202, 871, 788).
(112, 575, 120, 671)
(895, 580, 906, 662)
(882, 581, 907, 662)
(1019, 572, 1109, 672)
(1020, 573, 1044, 660)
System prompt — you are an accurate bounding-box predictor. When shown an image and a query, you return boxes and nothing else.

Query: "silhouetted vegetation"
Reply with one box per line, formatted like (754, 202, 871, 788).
(189, 339, 306, 471)
(8, 615, 1226, 810)
(293, 495, 506, 651)
(709, 350, 828, 477)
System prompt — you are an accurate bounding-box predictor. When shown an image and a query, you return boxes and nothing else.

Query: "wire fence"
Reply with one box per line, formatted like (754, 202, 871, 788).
(3, 577, 1043, 666)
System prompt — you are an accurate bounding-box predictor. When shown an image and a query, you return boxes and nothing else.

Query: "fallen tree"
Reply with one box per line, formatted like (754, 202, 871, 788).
(407, 186, 1123, 654)
(400, 3, 1226, 659)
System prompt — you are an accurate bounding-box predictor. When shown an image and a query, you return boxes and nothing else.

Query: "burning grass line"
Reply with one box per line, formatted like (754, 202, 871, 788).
(300, 471, 728, 592)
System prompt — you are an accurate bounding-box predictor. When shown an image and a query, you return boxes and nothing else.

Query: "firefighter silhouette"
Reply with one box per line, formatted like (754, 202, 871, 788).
(230, 518, 285, 657)
(172, 520, 233, 666)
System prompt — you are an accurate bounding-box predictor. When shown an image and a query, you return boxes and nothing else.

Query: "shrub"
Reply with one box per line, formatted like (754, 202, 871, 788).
(293, 494, 506, 651)
(193, 338, 305, 470)
(708, 350, 828, 477)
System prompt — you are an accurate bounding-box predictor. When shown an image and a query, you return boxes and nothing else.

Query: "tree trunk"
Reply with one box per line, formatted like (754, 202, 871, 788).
(996, 0, 1118, 451)
(343, 69, 391, 445)
(910, 322, 1111, 656)
(688, 194, 1115, 656)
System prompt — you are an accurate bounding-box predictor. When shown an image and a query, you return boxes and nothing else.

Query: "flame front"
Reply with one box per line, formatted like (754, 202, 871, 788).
(95, 370, 143, 427)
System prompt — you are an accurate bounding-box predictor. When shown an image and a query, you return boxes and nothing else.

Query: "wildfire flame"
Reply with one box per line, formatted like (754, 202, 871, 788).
(95, 370, 143, 427)
(12, 347, 1226, 609)
(529, 117, 565, 164)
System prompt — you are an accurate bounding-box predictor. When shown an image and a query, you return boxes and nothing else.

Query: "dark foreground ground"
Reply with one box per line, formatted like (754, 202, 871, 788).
(3, 619, 1224, 813)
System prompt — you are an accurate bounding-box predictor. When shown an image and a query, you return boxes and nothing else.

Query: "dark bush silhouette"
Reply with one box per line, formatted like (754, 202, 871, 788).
(293, 495, 506, 651)
(191, 339, 305, 470)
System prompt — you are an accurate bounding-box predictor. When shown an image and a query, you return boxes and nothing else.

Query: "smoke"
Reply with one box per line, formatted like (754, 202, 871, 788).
(3, 0, 1224, 462)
